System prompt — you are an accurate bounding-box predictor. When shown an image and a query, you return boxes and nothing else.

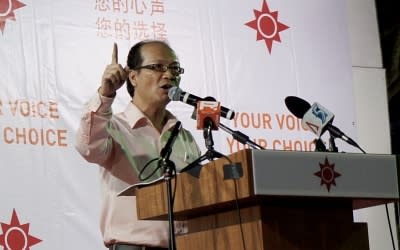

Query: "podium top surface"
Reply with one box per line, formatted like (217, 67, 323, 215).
(251, 150, 399, 201)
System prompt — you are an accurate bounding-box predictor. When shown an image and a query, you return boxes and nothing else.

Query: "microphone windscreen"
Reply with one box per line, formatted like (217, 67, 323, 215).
(204, 96, 216, 101)
(284, 96, 311, 118)
(168, 86, 181, 101)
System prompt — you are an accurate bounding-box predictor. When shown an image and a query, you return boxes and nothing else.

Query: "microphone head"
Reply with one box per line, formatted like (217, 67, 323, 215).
(204, 96, 216, 101)
(284, 96, 311, 118)
(168, 86, 181, 101)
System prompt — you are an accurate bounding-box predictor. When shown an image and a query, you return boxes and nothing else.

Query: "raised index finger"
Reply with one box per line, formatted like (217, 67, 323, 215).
(112, 43, 118, 64)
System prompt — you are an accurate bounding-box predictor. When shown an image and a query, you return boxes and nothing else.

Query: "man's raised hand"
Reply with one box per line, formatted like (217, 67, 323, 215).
(99, 43, 128, 97)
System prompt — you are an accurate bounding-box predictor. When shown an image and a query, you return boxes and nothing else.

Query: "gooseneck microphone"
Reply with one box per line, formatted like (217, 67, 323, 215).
(284, 96, 363, 151)
(168, 87, 235, 120)
(160, 121, 182, 162)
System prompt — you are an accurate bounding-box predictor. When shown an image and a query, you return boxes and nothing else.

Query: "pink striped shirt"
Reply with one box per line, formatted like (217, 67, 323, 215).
(74, 93, 201, 247)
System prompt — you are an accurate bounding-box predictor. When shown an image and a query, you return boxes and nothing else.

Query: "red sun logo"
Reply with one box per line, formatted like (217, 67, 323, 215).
(314, 157, 341, 192)
(0, 209, 42, 250)
(0, 0, 26, 34)
(245, 0, 289, 54)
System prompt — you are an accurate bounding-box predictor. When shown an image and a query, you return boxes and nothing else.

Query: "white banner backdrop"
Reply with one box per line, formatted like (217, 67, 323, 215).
(0, 0, 356, 249)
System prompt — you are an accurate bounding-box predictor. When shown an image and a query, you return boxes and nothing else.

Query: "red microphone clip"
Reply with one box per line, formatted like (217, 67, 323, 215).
(196, 100, 221, 130)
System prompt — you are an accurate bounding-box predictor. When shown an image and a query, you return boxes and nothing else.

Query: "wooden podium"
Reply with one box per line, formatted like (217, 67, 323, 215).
(130, 149, 399, 250)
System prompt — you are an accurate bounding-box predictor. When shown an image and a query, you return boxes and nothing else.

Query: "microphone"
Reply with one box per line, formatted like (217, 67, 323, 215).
(196, 99, 221, 130)
(302, 102, 335, 137)
(284, 96, 360, 148)
(160, 121, 182, 162)
(168, 86, 235, 120)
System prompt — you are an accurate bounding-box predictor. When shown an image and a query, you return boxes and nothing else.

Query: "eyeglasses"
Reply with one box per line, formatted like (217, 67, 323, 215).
(134, 63, 184, 76)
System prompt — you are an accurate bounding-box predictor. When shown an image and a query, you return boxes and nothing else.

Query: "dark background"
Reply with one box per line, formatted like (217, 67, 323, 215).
(375, 1, 400, 154)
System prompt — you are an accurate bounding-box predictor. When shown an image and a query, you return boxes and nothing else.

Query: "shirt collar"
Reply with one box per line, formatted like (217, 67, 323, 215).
(123, 102, 178, 130)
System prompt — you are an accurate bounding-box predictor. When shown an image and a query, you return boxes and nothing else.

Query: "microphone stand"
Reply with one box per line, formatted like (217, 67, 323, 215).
(203, 118, 225, 159)
(313, 134, 338, 152)
(157, 121, 182, 250)
(314, 138, 328, 152)
(159, 158, 177, 250)
(180, 118, 224, 173)
(218, 123, 264, 150)
(328, 133, 339, 152)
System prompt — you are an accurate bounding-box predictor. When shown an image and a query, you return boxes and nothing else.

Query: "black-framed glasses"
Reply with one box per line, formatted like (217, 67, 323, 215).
(134, 63, 184, 75)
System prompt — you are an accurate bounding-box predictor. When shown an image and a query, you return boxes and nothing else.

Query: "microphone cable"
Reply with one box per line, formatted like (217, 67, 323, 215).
(221, 155, 247, 250)
(232, 178, 247, 250)
(358, 149, 396, 250)
(138, 157, 163, 181)
(385, 202, 396, 250)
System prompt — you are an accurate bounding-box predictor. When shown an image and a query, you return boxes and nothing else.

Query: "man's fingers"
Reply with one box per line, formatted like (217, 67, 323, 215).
(122, 66, 129, 79)
(112, 43, 118, 64)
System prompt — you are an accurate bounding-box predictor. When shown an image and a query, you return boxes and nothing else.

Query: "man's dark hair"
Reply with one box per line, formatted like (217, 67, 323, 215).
(126, 40, 173, 97)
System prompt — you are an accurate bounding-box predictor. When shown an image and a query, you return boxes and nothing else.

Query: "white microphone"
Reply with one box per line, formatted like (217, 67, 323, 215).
(168, 87, 235, 120)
